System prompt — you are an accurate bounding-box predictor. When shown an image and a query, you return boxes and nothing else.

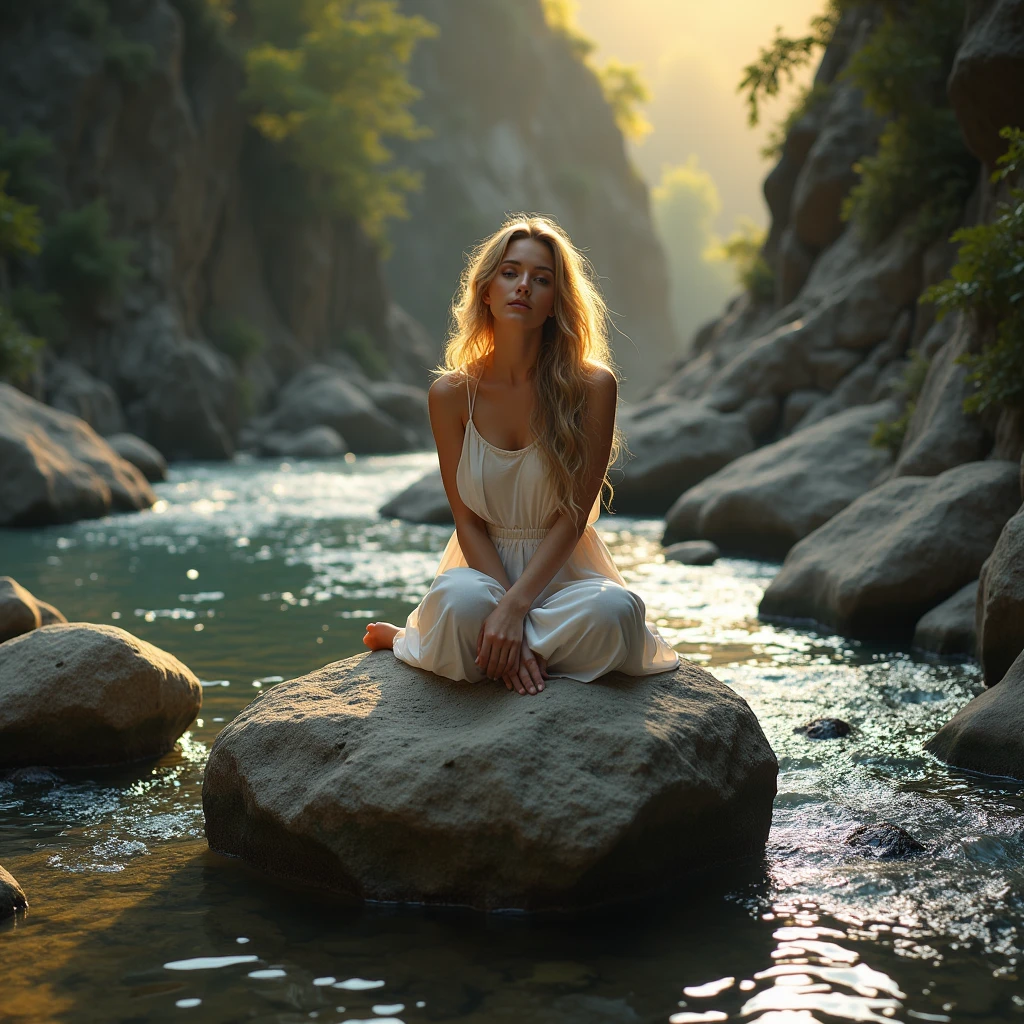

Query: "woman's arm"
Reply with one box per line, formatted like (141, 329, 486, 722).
(475, 366, 618, 679)
(429, 373, 511, 590)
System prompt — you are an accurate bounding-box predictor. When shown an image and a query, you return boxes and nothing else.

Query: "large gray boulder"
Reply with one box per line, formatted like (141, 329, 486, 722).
(379, 468, 452, 524)
(0, 624, 202, 768)
(759, 460, 1022, 639)
(612, 403, 754, 515)
(913, 581, 977, 657)
(0, 577, 66, 643)
(203, 652, 778, 912)
(46, 360, 125, 436)
(264, 365, 411, 453)
(0, 383, 156, 527)
(663, 401, 894, 558)
(105, 433, 169, 483)
(0, 864, 28, 920)
(976, 506, 1024, 685)
(926, 648, 1024, 781)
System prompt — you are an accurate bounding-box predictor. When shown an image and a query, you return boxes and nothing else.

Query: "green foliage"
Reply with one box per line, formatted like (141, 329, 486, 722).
(737, 0, 841, 128)
(10, 286, 65, 344)
(0, 127, 54, 206)
(41, 199, 138, 312)
(870, 348, 932, 454)
(709, 217, 775, 304)
(0, 303, 43, 385)
(540, 0, 595, 62)
(595, 60, 651, 142)
(0, 172, 42, 260)
(65, 0, 109, 36)
(760, 81, 833, 161)
(210, 312, 267, 366)
(103, 29, 157, 83)
(334, 325, 388, 379)
(841, 106, 976, 248)
(920, 125, 1024, 414)
(169, 0, 235, 55)
(837, 0, 974, 247)
(241, 0, 437, 240)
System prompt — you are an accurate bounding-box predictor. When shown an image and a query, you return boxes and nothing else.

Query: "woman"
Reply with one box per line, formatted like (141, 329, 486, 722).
(363, 213, 679, 695)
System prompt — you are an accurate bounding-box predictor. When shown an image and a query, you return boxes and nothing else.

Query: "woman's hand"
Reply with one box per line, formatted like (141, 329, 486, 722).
(502, 637, 548, 695)
(476, 598, 526, 679)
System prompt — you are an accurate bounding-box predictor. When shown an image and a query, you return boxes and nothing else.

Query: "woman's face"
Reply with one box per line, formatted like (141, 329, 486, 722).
(482, 237, 556, 331)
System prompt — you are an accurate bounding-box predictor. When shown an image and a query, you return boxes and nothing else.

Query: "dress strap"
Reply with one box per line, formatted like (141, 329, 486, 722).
(466, 373, 481, 422)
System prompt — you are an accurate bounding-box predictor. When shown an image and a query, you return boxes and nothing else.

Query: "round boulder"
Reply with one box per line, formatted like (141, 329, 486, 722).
(0, 864, 28, 919)
(0, 576, 66, 643)
(0, 623, 202, 768)
(203, 652, 778, 912)
(105, 432, 169, 482)
(379, 468, 452, 524)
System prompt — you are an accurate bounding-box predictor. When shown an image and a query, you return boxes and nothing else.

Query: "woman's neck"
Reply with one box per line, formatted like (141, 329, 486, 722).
(486, 321, 542, 384)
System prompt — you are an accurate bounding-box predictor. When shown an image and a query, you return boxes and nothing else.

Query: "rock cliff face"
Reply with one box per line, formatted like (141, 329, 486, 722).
(0, 0, 434, 460)
(387, 0, 676, 399)
(612, 1, 1024, 680)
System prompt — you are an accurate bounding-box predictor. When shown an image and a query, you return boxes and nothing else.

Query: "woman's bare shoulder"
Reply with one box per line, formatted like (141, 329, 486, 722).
(582, 363, 618, 400)
(428, 371, 470, 416)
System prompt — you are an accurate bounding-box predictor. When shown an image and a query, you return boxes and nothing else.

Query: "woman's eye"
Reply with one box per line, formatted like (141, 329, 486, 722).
(502, 270, 515, 278)
(536, 277, 550, 286)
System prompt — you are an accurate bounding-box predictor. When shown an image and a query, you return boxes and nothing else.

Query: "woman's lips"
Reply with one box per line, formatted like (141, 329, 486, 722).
(508, 300, 530, 308)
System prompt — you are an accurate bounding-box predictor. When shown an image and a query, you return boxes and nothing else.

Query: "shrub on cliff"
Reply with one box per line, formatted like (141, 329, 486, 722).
(241, 0, 436, 241)
(920, 126, 1024, 416)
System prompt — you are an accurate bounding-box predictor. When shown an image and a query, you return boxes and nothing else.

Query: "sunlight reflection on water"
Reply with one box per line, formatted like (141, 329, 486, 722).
(1, 453, 1022, 1023)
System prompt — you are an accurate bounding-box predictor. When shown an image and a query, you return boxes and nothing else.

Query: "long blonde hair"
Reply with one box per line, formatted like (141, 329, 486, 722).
(436, 213, 623, 522)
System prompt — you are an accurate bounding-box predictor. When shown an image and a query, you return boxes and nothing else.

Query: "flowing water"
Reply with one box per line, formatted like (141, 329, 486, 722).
(1, 453, 1022, 1024)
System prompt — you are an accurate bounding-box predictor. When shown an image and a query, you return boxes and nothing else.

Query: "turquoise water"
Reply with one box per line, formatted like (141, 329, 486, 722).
(2, 452, 1023, 1023)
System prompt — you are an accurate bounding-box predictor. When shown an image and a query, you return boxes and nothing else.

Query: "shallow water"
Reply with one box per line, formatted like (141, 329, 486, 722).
(1, 452, 1022, 1023)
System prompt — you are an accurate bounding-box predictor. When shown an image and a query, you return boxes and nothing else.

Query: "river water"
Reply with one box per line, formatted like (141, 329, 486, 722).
(1, 452, 1022, 1023)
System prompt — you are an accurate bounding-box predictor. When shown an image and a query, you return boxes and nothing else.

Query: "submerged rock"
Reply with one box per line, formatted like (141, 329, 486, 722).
(926, 648, 1024, 781)
(0, 624, 202, 768)
(845, 822, 926, 859)
(379, 468, 452, 524)
(913, 581, 977, 657)
(105, 433, 168, 483)
(203, 652, 778, 912)
(257, 426, 348, 459)
(0, 577, 67, 643)
(976, 507, 1024, 686)
(795, 717, 851, 740)
(663, 401, 895, 558)
(759, 461, 1021, 640)
(663, 540, 720, 566)
(0, 383, 156, 527)
(0, 864, 28, 919)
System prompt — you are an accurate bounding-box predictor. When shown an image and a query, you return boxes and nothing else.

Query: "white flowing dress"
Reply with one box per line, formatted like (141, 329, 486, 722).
(391, 374, 680, 683)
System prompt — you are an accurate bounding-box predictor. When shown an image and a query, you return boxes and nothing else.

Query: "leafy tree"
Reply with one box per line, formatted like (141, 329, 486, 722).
(596, 60, 651, 142)
(870, 348, 931, 453)
(708, 217, 775, 305)
(241, 0, 437, 240)
(0, 170, 44, 383)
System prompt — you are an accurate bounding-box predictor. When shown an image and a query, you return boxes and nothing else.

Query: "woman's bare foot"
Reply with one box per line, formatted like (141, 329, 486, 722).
(363, 621, 400, 650)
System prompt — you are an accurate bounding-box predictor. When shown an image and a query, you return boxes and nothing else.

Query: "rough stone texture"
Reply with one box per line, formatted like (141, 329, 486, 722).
(257, 426, 348, 459)
(45, 361, 125, 436)
(258, 365, 412, 454)
(0, 623, 201, 768)
(379, 468, 452, 524)
(663, 402, 895, 558)
(926, 648, 1024, 780)
(845, 822, 926, 859)
(663, 540, 720, 566)
(105, 433, 168, 483)
(0, 577, 66, 644)
(759, 461, 1022, 640)
(795, 718, 851, 740)
(203, 651, 778, 911)
(0, 383, 156, 527)
(612, 404, 754, 516)
(0, 864, 28, 920)
(894, 311, 992, 477)
(913, 581, 978, 657)
(0, 1, 434, 461)
(947, 0, 1024, 169)
(367, 381, 433, 448)
(976, 506, 1024, 685)
(387, 0, 676, 398)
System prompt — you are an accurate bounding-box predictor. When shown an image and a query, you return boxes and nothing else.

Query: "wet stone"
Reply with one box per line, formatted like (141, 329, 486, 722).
(794, 717, 851, 740)
(0, 864, 28, 919)
(663, 540, 721, 566)
(845, 822, 926, 859)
